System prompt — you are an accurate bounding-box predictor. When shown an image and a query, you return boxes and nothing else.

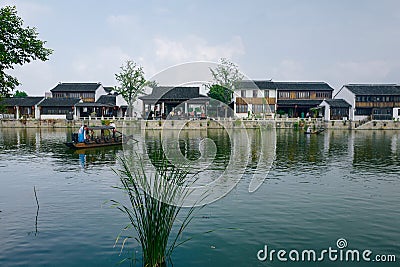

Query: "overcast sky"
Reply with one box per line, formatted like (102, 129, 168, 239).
(2, 0, 400, 96)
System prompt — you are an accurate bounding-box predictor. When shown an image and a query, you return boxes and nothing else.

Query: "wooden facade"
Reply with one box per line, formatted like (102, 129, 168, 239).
(50, 83, 102, 103)
(236, 97, 276, 105)
(234, 80, 278, 118)
(52, 92, 95, 102)
(275, 82, 334, 118)
(278, 90, 332, 100)
(355, 101, 400, 108)
(335, 84, 400, 120)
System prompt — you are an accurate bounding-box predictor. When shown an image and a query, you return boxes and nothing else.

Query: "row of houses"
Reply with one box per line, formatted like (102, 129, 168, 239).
(234, 81, 400, 121)
(1, 81, 400, 121)
(1, 82, 128, 120)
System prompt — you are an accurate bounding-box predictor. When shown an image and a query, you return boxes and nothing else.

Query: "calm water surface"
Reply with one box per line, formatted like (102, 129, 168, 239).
(0, 127, 399, 266)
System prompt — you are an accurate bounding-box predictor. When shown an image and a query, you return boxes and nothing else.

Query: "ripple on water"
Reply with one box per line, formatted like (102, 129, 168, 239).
(1, 128, 400, 267)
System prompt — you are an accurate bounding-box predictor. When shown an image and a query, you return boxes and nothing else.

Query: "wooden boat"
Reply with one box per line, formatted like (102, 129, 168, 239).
(304, 128, 325, 135)
(66, 125, 124, 149)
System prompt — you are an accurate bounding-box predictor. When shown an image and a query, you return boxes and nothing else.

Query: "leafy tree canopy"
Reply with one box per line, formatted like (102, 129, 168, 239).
(0, 6, 53, 96)
(13, 90, 27, 97)
(207, 84, 231, 105)
(115, 60, 156, 117)
(207, 58, 244, 105)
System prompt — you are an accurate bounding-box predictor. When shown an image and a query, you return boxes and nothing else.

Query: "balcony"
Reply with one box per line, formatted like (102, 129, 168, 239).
(236, 97, 276, 105)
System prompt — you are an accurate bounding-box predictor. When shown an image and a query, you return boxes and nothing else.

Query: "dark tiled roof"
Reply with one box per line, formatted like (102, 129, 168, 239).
(103, 86, 114, 93)
(277, 99, 323, 107)
(39, 97, 81, 107)
(75, 102, 113, 107)
(323, 99, 351, 108)
(139, 86, 201, 101)
(274, 81, 333, 91)
(238, 80, 333, 91)
(50, 82, 101, 92)
(96, 95, 116, 106)
(343, 84, 400, 95)
(238, 80, 275, 90)
(1, 97, 44, 107)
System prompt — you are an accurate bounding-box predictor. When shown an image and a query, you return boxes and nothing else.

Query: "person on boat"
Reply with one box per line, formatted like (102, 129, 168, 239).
(110, 121, 116, 139)
(78, 125, 87, 142)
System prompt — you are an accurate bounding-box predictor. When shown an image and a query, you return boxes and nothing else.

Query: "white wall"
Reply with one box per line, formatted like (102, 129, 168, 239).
(35, 98, 45, 120)
(95, 84, 107, 101)
(35, 105, 41, 119)
(354, 115, 368, 121)
(40, 114, 66, 120)
(118, 94, 143, 117)
(233, 88, 277, 99)
(116, 94, 127, 106)
(393, 108, 400, 120)
(319, 100, 330, 121)
(233, 88, 277, 118)
(335, 86, 355, 120)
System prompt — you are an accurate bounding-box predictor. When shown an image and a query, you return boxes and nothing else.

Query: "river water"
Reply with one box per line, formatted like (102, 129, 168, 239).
(0, 127, 399, 266)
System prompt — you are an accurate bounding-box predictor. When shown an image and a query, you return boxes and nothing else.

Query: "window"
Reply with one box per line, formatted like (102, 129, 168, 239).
(278, 91, 290, 99)
(241, 90, 246, 98)
(315, 91, 331, 98)
(253, 90, 258, 98)
(355, 108, 371, 115)
(53, 92, 66, 98)
(236, 104, 248, 113)
(296, 91, 310, 99)
(264, 90, 269, 98)
(252, 104, 263, 113)
(268, 104, 275, 113)
(41, 107, 71, 115)
(68, 92, 81, 98)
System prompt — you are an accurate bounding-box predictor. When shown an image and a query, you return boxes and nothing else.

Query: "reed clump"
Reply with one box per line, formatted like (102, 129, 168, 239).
(113, 151, 196, 267)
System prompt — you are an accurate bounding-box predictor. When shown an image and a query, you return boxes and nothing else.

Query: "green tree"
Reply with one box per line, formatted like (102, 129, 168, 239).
(207, 84, 231, 104)
(115, 60, 156, 117)
(0, 6, 53, 97)
(13, 90, 28, 98)
(207, 58, 244, 117)
(207, 58, 244, 105)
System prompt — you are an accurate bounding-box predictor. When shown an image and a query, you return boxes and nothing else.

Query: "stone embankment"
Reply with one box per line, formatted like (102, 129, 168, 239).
(1, 118, 399, 130)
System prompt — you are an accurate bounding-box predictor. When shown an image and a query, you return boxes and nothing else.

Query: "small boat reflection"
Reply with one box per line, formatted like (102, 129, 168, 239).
(72, 146, 122, 168)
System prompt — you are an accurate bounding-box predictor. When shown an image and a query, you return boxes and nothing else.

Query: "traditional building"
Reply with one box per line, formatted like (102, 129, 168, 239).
(1, 97, 44, 119)
(319, 99, 352, 121)
(335, 84, 400, 120)
(234, 80, 277, 118)
(1, 83, 129, 120)
(38, 97, 81, 120)
(276, 82, 334, 118)
(50, 82, 107, 102)
(139, 86, 209, 119)
(49, 82, 127, 119)
(75, 94, 119, 118)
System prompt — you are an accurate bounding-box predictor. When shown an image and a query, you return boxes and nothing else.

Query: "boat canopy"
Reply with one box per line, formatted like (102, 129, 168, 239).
(86, 126, 115, 130)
